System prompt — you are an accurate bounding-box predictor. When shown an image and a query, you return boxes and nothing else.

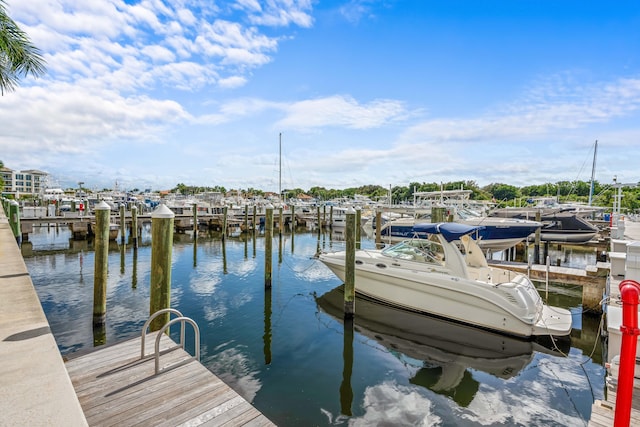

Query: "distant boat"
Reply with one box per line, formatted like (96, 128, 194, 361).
(318, 222, 572, 338)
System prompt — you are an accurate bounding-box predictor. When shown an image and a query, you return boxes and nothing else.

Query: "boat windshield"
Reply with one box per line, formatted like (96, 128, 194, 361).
(382, 237, 445, 265)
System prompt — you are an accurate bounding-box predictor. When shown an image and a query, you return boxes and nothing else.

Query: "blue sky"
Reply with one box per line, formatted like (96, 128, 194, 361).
(1, 0, 639, 192)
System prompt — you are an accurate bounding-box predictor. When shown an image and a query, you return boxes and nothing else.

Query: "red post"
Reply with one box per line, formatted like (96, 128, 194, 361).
(614, 279, 640, 427)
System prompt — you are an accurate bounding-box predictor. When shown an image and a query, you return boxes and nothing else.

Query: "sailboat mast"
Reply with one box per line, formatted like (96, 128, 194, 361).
(588, 140, 598, 206)
(279, 132, 282, 203)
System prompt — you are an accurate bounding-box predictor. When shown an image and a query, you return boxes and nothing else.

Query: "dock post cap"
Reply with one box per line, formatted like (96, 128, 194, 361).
(9, 199, 19, 206)
(346, 206, 356, 214)
(152, 203, 175, 219)
(265, 203, 274, 209)
(94, 201, 111, 210)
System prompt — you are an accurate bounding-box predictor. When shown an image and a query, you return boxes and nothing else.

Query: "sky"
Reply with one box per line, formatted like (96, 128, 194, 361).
(1, 0, 640, 193)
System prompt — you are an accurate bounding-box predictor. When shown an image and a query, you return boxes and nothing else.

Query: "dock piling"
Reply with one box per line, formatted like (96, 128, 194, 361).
(93, 201, 110, 325)
(119, 204, 125, 244)
(344, 207, 356, 316)
(265, 204, 274, 289)
(131, 205, 138, 248)
(375, 210, 382, 249)
(192, 203, 198, 237)
(149, 204, 175, 331)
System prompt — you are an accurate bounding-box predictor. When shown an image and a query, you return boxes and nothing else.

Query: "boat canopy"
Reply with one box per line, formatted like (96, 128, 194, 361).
(412, 222, 484, 242)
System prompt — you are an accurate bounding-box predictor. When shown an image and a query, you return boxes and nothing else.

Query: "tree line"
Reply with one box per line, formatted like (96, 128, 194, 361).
(168, 179, 640, 214)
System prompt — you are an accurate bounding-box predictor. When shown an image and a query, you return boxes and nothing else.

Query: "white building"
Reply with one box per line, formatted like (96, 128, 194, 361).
(0, 167, 49, 197)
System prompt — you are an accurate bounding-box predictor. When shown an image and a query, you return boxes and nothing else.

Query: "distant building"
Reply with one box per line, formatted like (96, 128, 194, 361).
(0, 167, 49, 197)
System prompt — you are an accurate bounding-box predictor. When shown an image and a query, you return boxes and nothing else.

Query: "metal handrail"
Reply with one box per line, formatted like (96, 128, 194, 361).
(154, 316, 200, 374)
(140, 308, 183, 359)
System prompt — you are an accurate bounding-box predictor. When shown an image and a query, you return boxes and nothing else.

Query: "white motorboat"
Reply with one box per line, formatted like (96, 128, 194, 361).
(317, 222, 572, 338)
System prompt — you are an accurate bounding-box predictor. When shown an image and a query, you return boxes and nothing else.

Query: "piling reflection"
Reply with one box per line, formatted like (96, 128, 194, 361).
(340, 316, 354, 416)
(193, 233, 198, 268)
(263, 287, 272, 365)
(222, 238, 227, 274)
(131, 246, 138, 289)
(119, 242, 126, 275)
(316, 285, 570, 408)
(92, 321, 106, 347)
(252, 229, 256, 258)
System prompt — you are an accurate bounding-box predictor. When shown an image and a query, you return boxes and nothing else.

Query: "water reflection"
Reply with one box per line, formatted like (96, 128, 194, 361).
(340, 317, 354, 416)
(316, 286, 570, 408)
(264, 287, 272, 365)
(23, 226, 603, 426)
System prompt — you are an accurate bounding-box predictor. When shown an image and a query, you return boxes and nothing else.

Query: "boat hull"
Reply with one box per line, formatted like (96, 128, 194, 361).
(318, 250, 571, 338)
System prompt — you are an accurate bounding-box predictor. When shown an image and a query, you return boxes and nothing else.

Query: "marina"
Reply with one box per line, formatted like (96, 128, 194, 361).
(2, 207, 628, 426)
(3, 189, 640, 425)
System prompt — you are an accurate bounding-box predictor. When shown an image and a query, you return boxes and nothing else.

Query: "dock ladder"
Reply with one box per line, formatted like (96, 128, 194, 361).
(140, 308, 200, 374)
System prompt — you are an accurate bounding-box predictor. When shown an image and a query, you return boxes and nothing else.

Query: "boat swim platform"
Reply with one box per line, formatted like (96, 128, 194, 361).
(65, 334, 275, 427)
(487, 259, 607, 312)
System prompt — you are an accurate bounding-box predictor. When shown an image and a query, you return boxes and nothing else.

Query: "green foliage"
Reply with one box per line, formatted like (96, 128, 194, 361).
(0, 0, 47, 94)
(171, 183, 226, 194)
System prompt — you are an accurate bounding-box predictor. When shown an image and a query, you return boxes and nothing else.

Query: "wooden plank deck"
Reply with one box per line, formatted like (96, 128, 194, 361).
(65, 334, 275, 427)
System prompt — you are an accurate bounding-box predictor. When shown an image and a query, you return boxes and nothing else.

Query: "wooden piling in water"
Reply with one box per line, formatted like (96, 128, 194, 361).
(222, 206, 228, 241)
(244, 208, 249, 234)
(290, 204, 296, 229)
(375, 210, 382, 249)
(278, 206, 283, 235)
(344, 207, 356, 316)
(119, 204, 126, 244)
(355, 207, 361, 249)
(149, 204, 174, 331)
(252, 205, 257, 234)
(330, 206, 334, 229)
(534, 210, 541, 264)
(321, 205, 326, 227)
(192, 202, 198, 237)
(265, 205, 274, 289)
(93, 201, 110, 325)
(131, 205, 138, 248)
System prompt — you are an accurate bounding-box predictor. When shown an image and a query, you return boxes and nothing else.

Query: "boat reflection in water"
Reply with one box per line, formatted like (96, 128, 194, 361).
(316, 285, 570, 408)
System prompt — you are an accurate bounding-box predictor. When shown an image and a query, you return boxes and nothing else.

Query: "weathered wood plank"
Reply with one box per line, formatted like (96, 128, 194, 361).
(65, 334, 275, 426)
(80, 361, 211, 420)
(73, 349, 196, 402)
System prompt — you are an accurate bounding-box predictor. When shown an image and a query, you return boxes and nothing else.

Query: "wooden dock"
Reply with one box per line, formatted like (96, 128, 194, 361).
(65, 333, 275, 427)
(588, 369, 640, 426)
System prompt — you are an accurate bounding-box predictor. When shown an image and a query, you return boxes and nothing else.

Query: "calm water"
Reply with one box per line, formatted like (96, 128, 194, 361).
(23, 225, 605, 426)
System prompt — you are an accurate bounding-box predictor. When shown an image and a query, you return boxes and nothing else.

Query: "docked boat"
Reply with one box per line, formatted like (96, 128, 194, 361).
(490, 209, 598, 243)
(378, 212, 541, 251)
(317, 222, 572, 338)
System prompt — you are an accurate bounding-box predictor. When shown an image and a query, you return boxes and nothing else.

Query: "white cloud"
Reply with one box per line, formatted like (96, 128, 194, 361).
(276, 95, 411, 130)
